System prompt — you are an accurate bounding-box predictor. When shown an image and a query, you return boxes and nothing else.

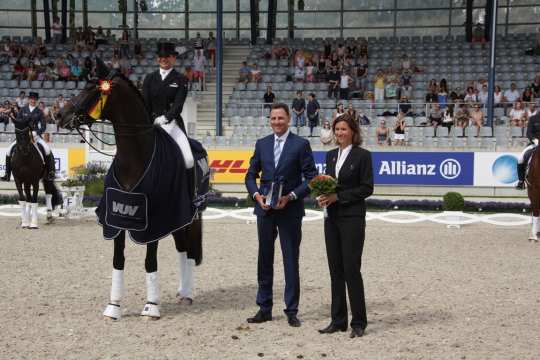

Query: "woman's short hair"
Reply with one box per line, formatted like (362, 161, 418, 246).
(332, 114, 362, 146)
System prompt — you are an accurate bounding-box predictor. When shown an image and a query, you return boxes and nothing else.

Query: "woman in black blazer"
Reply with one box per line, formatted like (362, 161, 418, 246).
(317, 114, 374, 338)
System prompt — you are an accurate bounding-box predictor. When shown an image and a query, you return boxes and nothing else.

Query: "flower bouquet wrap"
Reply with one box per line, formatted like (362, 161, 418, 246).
(309, 175, 337, 217)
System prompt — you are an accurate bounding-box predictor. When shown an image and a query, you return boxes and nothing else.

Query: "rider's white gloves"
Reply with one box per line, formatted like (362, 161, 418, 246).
(154, 115, 168, 125)
(534, 139, 539, 146)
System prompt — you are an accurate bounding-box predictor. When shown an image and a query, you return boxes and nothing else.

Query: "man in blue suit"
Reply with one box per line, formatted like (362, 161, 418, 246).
(245, 103, 317, 327)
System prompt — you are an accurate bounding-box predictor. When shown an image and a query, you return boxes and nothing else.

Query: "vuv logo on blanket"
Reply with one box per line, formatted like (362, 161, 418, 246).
(112, 201, 139, 217)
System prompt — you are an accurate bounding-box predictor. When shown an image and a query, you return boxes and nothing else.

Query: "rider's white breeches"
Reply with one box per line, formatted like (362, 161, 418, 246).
(156, 120, 194, 169)
(7, 133, 51, 156)
(519, 143, 536, 164)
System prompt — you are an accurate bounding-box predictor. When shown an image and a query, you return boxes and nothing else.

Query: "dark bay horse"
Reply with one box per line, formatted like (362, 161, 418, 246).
(527, 149, 540, 242)
(12, 127, 43, 228)
(57, 59, 204, 320)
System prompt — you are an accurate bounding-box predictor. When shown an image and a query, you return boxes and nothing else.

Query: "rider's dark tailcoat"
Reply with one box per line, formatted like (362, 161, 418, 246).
(15, 105, 46, 135)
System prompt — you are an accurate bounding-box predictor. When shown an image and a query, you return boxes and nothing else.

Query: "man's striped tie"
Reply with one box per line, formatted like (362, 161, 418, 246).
(274, 138, 283, 167)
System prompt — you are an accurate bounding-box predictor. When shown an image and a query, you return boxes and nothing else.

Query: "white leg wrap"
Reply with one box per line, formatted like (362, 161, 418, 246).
(103, 303, 122, 320)
(19, 201, 29, 228)
(178, 255, 195, 299)
(45, 194, 53, 211)
(141, 271, 160, 318)
(29, 203, 39, 228)
(530, 216, 539, 240)
(160, 122, 194, 169)
(145, 271, 160, 304)
(110, 269, 124, 303)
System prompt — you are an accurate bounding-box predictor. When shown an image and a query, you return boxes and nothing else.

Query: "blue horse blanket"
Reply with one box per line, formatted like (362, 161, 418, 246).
(96, 126, 197, 244)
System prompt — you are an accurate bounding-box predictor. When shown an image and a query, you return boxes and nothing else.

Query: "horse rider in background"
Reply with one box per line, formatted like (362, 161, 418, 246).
(1, 91, 56, 182)
(516, 112, 540, 189)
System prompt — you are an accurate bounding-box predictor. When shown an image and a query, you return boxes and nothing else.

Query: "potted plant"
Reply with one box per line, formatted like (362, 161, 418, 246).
(442, 192, 465, 229)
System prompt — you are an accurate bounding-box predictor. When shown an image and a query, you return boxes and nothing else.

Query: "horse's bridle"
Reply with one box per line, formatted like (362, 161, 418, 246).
(67, 69, 154, 156)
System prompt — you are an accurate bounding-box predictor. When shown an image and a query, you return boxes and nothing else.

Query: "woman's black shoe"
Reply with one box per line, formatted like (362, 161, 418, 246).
(349, 327, 365, 338)
(318, 323, 347, 334)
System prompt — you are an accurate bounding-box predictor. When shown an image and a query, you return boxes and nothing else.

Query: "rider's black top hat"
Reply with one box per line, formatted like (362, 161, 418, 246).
(28, 91, 39, 99)
(156, 42, 178, 57)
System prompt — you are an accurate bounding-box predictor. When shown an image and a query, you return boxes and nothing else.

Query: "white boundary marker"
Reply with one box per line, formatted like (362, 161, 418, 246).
(0, 205, 529, 226)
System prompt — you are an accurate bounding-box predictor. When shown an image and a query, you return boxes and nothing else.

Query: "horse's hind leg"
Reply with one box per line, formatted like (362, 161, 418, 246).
(28, 181, 40, 229)
(141, 241, 161, 319)
(104, 231, 126, 320)
(15, 180, 29, 228)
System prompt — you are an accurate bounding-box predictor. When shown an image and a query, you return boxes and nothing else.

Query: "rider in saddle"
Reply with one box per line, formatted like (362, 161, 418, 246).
(1, 92, 56, 182)
(516, 112, 540, 189)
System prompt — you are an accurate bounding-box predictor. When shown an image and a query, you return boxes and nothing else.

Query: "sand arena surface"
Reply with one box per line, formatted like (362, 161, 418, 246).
(0, 216, 539, 360)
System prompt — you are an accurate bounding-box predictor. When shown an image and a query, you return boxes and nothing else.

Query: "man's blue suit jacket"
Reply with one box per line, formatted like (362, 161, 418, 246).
(245, 132, 317, 217)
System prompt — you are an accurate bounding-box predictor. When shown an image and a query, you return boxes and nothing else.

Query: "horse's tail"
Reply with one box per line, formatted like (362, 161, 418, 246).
(42, 179, 63, 207)
(186, 214, 203, 266)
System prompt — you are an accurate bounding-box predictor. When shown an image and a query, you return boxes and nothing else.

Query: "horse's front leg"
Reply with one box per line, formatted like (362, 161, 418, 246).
(15, 180, 29, 228)
(103, 231, 126, 320)
(141, 241, 161, 319)
(28, 181, 40, 229)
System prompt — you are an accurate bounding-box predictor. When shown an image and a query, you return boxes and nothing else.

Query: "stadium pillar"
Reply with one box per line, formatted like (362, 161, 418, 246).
(61, 0, 67, 43)
(287, 0, 294, 40)
(486, 0, 498, 128)
(31, 0, 38, 40)
(267, 0, 277, 44)
(250, 0, 259, 45)
(133, 0, 139, 39)
(465, 0, 473, 42)
(82, 0, 88, 32)
(43, 0, 51, 43)
(216, 0, 223, 136)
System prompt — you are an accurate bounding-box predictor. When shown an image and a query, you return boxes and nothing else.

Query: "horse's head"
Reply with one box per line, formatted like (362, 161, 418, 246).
(14, 127, 33, 156)
(57, 57, 148, 131)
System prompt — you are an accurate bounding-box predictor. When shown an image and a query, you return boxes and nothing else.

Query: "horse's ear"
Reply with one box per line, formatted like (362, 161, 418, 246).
(95, 57, 109, 79)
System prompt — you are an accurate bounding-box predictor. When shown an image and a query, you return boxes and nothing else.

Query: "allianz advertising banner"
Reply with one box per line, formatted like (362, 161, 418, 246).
(314, 151, 474, 186)
(474, 152, 520, 187)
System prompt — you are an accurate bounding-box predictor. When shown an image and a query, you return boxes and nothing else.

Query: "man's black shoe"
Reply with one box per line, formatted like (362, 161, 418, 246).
(349, 327, 365, 338)
(246, 310, 272, 323)
(318, 323, 347, 334)
(287, 314, 301, 327)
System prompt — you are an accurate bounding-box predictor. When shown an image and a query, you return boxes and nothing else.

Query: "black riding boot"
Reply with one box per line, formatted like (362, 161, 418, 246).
(1, 155, 11, 181)
(45, 153, 56, 180)
(516, 163, 526, 190)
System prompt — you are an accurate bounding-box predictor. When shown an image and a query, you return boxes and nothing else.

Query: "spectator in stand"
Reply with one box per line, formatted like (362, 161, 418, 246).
(469, 104, 484, 136)
(478, 84, 489, 104)
(239, 61, 250, 84)
(57, 59, 71, 81)
(339, 71, 352, 100)
(425, 84, 438, 104)
(531, 74, 540, 97)
(52, 17, 62, 44)
(527, 102, 538, 118)
(400, 69, 413, 99)
(70, 60, 82, 81)
(373, 69, 385, 103)
(192, 49, 208, 91)
(291, 91, 306, 127)
(438, 79, 448, 108)
(442, 107, 454, 131)
(455, 103, 469, 128)
(294, 63, 305, 82)
(376, 119, 390, 146)
(503, 83, 521, 110)
(327, 66, 340, 100)
(464, 86, 478, 103)
(493, 85, 503, 107)
(346, 103, 358, 124)
(55, 95, 66, 110)
(319, 120, 334, 146)
(317, 54, 327, 82)
(305, 61, 315, 82)
(0, 101, 11, 130)
(95, 26, 106, 46)
(207, 32, 216, 68)
(184, 65, 194, 90)
(263, 86, 276, 109)
(357, 109, 370, 125)
(393, 113, 406, 146)
(399, 95, 413, 116)
(272, 46, 290, 60)
(13, 59, 25, 81)
(306, 93, 321, 136)
(355, 55, 368, 98)
(134, 40, 143, 61)
(384, 67, 399, 100)
(522, 87, 534, 103)
(15, 91, 27, 109)
(50, 103, 60, 125)
(193, 32, 204, 50)
(428, 102, 443, 128)
(509, 101, 527, 128)
(250, 63, 262, 84)
(26, 63, 38, 81)
(120, 29, 130, 59)
(332, 102, 346, 122)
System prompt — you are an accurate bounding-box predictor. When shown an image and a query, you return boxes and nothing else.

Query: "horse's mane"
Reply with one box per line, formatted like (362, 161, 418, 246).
(113, 72, 151, 124)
